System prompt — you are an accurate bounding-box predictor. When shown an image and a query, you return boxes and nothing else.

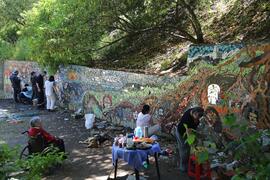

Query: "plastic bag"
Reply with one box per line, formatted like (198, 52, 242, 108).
(85, 113, 95, 129)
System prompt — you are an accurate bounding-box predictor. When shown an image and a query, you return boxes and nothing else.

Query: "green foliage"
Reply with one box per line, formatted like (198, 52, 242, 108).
(160, 60, 172, 71)
(186, 133, 196, 145)
(0, 144, 65, 180)
(197, 150, 209, 164)
(223, 113, 237, 126)
(0, 0, 206, 67)
(183, 123, 209, 164)
(225, 123, 270, 179)
(0, 40, 13, 60)
(13, 38, 32, 60)
(0, 0, 36, 60)
(20, 148, 65, 180)
(0, 144, 20, 179)
(0, 0, 268, 70)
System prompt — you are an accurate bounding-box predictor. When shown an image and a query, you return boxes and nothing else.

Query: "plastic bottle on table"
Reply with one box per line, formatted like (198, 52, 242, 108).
(134, 127, 143, 138)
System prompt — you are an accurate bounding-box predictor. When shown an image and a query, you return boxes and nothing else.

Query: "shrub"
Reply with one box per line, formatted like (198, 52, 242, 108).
(0, 144, 65, 180)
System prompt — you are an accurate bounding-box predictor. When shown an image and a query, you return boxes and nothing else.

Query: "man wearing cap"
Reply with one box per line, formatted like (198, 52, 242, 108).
(9, 70, 21, 103)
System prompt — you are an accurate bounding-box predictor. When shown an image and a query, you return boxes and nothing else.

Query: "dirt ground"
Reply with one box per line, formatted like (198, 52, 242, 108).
(0, 99, 190, 180)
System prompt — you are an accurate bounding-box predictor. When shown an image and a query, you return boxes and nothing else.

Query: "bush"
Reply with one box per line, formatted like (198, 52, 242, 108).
(0, 144, 20, 179)
(20, 147, 65, 180)
(0, 144, 65, 180)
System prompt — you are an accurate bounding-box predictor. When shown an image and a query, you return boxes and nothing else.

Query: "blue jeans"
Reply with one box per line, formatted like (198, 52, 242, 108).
(174, 127, 190, 172)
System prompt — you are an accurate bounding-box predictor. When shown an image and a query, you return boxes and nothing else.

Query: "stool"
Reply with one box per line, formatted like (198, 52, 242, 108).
(188, 155, 211, 180)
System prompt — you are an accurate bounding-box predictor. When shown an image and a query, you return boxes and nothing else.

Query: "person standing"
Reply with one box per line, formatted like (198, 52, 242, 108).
(9, 70, 21, 103)
(36, 71, 46, 108)
(176, 107, 204, 172)
(30, 71, 38, 101)
(45, 75, 56, 111)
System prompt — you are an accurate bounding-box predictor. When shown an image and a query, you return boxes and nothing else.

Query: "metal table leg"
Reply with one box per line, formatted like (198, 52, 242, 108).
(114, 159, 118, 179)
(154, 152, 161, 180)
(134, 168, 140, 180)
(146, 155, 150, 165)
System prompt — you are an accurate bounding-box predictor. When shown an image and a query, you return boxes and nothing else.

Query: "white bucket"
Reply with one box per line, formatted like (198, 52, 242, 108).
(85, 113, 95, 129)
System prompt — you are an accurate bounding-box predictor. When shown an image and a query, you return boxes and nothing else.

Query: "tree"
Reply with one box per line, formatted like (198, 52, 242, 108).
(0, 0, 36, 44)
(19, 0, 205, 67)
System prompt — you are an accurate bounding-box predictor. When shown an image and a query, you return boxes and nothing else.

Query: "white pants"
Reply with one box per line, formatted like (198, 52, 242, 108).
(46, 95, 56, 110)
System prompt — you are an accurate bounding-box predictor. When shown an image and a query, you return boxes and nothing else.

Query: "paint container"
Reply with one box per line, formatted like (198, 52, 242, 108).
(32, 99, 38, 107)
(144, 126, 149, 138)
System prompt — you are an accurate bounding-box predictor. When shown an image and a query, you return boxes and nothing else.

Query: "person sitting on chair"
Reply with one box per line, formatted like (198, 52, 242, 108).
(19, 84, 33, 104)
(176, 107, 204, 172)
(28, 116, 65, 152)
(136, 104, 161, 136)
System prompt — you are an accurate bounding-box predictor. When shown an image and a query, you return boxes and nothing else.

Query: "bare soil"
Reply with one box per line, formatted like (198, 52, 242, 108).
(0, 99, 189, 180)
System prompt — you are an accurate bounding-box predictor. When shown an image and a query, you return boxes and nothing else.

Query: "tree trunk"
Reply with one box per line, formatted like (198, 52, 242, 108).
(180, 0, 204, 43)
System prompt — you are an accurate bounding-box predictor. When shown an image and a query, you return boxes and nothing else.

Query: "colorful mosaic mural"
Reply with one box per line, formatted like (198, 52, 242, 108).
(3, 61, 40, 97)
(2, 42, 269, 129)
(187, 43, 244, 66)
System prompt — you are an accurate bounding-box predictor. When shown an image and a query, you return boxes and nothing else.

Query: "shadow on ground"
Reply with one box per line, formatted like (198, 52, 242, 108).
(0, 99, 189, 180)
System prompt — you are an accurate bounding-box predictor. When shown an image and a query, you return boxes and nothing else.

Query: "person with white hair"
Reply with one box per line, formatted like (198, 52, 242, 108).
(28, 116, 65, 152)
(9, 70, 21, 103)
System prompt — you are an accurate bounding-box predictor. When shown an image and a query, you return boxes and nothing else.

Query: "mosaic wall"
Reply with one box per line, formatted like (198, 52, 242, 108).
(2, 43, 269, 129)
(187, 43, 244, 66)
(55, 65, 184, 128)
(3, 60, 40, 97)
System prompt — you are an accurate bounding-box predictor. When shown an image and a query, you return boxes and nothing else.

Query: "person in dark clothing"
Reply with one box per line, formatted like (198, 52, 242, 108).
(36, 72, 46, 108)
(176, 107, 204, 172)
(9, 70, 21, 103)
(31, 71, 38, 101)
